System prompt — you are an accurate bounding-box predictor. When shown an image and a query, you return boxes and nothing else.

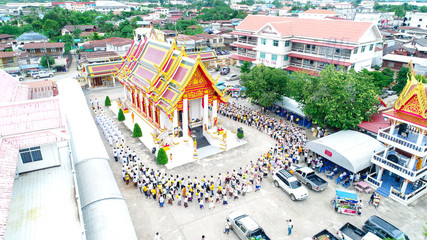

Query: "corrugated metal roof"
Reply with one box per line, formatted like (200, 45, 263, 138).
(57, 79, 137, 240)
(4, 144, 84, 240)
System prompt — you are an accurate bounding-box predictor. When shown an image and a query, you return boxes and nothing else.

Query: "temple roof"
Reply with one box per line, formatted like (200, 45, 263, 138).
(116, 38, 226, 116)
(384, 63, 427, 127)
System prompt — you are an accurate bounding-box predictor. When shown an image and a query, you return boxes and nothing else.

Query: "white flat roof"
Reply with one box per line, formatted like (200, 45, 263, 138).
(382, 54, 427, 65)
(4, 143, 83, 239)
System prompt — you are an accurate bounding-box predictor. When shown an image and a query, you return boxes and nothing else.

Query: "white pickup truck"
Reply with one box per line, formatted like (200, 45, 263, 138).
(32, 71, 54, 79)
(272, 168, 308, 201)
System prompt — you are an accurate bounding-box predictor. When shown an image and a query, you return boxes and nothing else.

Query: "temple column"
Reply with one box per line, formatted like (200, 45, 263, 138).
(408, 155, 417, 171)
(377, 167, 384, 181)
(183, 96, 189, 141)
(87, 77, 91, 88)
(401, 179, 409, 194)
(145, 96, 149, 116)
(173, 109, 178, 138)
(112, 75, 116, 86)
(203, 90, 208, 130)
(416, 129, 424, 145)
(389, 120, 396, 134)
(123, 86, 127, 100)
(152, 103, 156, 123)
(139, 92, 143, 111)
(212, 98, 217, 128)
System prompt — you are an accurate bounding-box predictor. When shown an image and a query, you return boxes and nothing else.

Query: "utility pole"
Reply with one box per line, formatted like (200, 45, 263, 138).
(44, 39, 50, 71)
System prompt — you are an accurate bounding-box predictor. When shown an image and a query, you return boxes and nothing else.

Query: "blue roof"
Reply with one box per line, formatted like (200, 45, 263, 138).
(336, 189, 358, 201)
(16, 31, 48, 41)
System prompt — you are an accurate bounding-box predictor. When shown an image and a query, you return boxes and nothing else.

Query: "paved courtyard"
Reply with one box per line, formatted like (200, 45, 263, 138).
(84, 86, 427, 240)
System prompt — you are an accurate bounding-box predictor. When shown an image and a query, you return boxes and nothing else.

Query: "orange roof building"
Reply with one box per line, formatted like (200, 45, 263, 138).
(230, 15, 382, 73)
(369, 63, 427, 205)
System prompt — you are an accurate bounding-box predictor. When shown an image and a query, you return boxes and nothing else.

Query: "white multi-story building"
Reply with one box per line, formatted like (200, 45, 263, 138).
(299, 9, 339, 19)
(367, 68, 427, 205)
(230, 15, 382, 73)
(403, 12, 427, 30)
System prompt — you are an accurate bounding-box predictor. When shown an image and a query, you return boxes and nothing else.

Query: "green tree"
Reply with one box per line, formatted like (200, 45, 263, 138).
(0, 25, 22, 36)
(156, 148, 168, 165)
(240, 61, 251, 74)
(73, 28, 82, 39)
(273, 0, 283, 8)
(40, 56, 55, 69)
(32, 20, 43, 31)
(118, 108, 126, 122)
(240, 64, 289, 108)
(290, 65, 378, 129)
(133, 123, 143, 138)
(43, 19, 60, 33)
(105, 96, 111, 106)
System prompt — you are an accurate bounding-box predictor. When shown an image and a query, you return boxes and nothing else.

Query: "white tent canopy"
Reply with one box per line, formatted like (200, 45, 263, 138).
(274, 96, 305, 117)
(306, 130, 384, 173)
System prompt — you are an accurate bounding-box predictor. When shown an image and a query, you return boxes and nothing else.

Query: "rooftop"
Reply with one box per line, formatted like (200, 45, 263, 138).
(63, 25, 95, 32)
(0, 51, 17, 59)
(22, 42, 65, 49)
(16, 31, 48, 42)
(4, 143, 83, 239)
(382, 54, 427, 65)
(236, 15, 375, 43)
(0, 34, 14, 39)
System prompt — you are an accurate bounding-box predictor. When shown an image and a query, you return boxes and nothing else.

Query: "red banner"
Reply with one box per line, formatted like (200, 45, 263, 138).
(325, 149, 332, 157)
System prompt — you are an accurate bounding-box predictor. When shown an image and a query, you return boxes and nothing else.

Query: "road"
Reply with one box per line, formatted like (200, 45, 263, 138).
(20, 53, 79, 83)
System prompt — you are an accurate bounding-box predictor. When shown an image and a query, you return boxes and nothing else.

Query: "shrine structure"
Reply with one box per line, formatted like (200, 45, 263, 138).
(114, 37, 233, 165)
(368, 63, 427, 205)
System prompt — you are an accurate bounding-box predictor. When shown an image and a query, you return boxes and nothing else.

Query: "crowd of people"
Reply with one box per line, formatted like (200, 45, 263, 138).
(90, 99, 315, 211)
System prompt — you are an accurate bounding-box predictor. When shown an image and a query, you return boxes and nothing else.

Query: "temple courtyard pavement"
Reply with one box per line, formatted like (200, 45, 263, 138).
(84, 86, 427, 240)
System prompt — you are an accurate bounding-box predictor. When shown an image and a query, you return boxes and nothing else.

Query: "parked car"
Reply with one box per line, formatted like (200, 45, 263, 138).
(272, 168, 308, 201)
(220, 67, 230, 75)
(216, 81, 226, 90)
(216, 51, 223, 55)
(226, 74, 240, 81)
(362, 215, 410, 240)
(11, 73, 24, 81)
(226, 211, 271, 240)
(32, 71, 53, 79)
(223, 50, 230, 55)
(293, 167, 328, 191)
(337, 222, 366, 240)
(313, 229, 339, 240)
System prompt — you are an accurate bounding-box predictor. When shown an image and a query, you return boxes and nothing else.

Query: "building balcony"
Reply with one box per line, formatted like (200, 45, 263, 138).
(378, 126, 427, 157)
(389, 180, 427, 206)
(237, 39, 257, 45)
(371, 151, 427, 182)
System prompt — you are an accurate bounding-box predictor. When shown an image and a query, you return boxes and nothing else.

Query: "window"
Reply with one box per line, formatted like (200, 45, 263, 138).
(354, 47, 358, 54)
(361, 46, 366, 52)
(369, 44, 374, 51)
(283, 55, 288, 61)
(41, 49, 46, 53)
(271, 54, 277, 61)
(51, 48, 57, 52)
(285, 40, 290, 47)
(306, 44, 311, 49)
(260, 52, 266, 59)
(20, 147, 43, 164)
(335, 49, 341, 54)
(30, 49, 35, 53)
(261, 38, 266, 45)
(212, 39, 217, 43)
(273, 40, 279, 47)
(388, 61, 394, 67)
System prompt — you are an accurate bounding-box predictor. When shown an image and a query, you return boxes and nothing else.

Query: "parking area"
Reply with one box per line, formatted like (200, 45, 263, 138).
(84, 85, 426, 240)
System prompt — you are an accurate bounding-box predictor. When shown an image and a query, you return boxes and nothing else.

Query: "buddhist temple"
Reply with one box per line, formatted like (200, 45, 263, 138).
(368, 63, 427, 205)
(112, 36, 239, 168)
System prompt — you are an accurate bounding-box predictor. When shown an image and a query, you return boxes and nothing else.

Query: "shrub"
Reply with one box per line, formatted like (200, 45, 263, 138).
(105, 96, 111, 106)
(237, 127, 244, 139)
(156, 148, 168, 165)
(133, 123, 142, 137)
(118, 108, 125, 122)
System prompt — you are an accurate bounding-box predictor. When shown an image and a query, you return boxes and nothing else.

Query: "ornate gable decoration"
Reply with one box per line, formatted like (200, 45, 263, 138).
(394, 62, 427, 119)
